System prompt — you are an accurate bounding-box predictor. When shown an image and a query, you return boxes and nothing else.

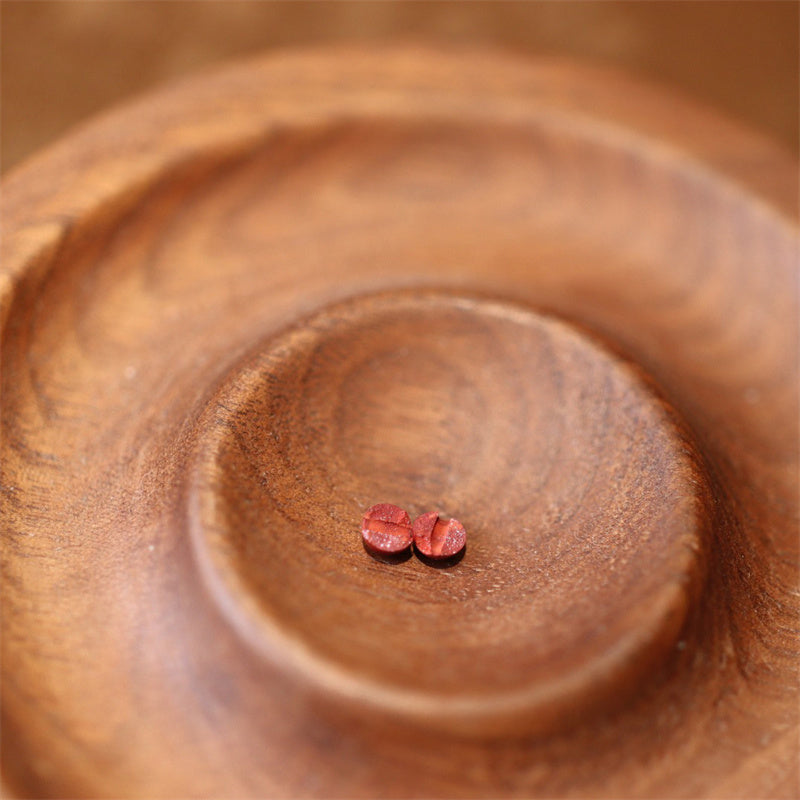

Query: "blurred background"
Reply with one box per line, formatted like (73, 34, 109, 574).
(2, 0, 798, 174)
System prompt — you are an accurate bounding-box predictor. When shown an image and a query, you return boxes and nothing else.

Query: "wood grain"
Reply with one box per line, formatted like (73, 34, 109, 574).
(1, 46, 797, 798)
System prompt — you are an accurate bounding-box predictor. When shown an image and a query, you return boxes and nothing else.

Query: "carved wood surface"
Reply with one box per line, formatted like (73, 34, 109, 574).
(1, 47, 798, 798)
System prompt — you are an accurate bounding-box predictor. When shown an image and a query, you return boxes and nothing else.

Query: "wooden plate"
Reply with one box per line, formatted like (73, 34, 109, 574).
(2, 46, 797, 798)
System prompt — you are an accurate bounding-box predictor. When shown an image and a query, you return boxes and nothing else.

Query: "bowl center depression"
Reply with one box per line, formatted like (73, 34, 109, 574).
(187, 291, 706, 729)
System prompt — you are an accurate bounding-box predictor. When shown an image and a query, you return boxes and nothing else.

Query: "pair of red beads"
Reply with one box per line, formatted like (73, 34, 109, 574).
(361, 503, 467, 561)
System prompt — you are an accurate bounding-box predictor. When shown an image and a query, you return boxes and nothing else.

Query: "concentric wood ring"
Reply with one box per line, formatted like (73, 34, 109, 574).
(1, 47, 797, 798)
(188, 290, 709, 736)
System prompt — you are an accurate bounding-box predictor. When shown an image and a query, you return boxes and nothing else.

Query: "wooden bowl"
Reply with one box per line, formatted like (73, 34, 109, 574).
(2, 46, 797, 798)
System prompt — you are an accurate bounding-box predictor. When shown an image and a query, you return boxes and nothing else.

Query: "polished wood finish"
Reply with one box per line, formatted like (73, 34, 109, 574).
(3, 1, 798, 173)
(1, 47, 797, 798)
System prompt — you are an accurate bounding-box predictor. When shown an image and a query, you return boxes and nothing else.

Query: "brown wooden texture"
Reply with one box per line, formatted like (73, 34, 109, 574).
(3, 1, 799, 173)
(1, 47, 798, 798)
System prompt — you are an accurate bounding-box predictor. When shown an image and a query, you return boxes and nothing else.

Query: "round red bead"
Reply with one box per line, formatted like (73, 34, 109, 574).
(361, 503, 413, 554)
(412, 511, 467, 559)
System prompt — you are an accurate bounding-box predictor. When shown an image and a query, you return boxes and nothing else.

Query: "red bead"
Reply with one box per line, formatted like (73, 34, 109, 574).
(412, 511, 467, 559)
(361, 504, 413, 555)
